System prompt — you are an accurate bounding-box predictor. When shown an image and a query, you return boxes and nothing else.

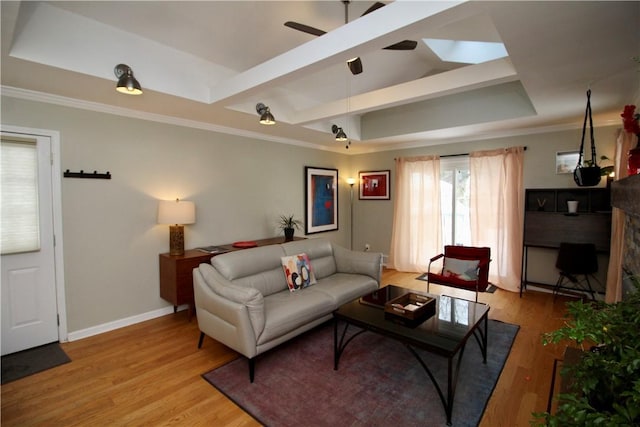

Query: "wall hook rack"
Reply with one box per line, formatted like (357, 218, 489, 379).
(64, 170, 111, 179)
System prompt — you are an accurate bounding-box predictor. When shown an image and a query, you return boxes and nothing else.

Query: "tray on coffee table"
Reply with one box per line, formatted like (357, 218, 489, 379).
(384, 292, 436, 326)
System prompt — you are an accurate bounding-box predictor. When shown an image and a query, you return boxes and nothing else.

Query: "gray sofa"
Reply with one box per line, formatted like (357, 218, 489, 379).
(193, 238, 382, 381)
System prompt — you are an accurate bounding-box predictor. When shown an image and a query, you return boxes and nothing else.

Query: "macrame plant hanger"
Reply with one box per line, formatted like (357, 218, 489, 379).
(574, 89, 601, 187)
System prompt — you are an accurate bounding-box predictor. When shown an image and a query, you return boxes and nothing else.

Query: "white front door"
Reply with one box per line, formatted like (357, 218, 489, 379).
(1, 131, 60, 355)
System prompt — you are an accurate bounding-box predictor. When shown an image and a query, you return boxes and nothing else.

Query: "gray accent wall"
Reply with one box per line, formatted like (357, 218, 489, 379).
(351, 126, 618, 288)
(2, 97, 351, 332)
(2, 95, 619, 333)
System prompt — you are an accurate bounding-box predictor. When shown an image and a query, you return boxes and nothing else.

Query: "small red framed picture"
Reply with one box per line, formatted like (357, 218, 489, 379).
(359, 170, 390, 200)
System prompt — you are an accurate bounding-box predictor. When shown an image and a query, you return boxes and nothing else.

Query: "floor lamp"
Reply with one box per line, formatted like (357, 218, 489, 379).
(347, 178, 356, 249)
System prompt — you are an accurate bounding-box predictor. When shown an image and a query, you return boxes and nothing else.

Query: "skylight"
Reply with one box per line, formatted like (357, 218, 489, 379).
(423, 38, 508, 64)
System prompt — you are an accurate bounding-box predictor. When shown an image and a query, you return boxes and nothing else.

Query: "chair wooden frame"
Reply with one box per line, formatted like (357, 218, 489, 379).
(426, 245, 491, 302)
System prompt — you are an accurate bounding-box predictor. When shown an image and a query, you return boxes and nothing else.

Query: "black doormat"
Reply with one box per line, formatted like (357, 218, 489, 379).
(416, 273, 497, 293)
(1, 342, 71, 384)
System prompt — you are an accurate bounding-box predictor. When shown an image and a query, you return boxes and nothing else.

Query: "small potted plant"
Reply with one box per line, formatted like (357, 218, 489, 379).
(278, 215, 303, 241)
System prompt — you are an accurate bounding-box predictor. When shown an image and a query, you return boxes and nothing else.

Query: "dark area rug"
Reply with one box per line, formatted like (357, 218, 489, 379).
(1, 342, 71, 384)
(203, 319, 518, 427)
(415, 273, 498, 293)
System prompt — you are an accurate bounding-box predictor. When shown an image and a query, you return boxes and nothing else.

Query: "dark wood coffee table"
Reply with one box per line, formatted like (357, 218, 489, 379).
(333, 285, 490, 426)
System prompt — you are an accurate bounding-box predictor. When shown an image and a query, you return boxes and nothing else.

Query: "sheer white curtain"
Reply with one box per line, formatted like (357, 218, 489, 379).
(389, 156, 441, 272)
(469, 147, 525, 292)
(605, 129, 633, 302)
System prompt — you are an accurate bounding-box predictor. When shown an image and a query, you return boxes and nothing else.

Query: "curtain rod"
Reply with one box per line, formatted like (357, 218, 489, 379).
(394, 146, 527, 160)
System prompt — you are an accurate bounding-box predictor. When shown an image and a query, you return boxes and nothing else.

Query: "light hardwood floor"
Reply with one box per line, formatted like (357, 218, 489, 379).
(1, 269, 575, 426)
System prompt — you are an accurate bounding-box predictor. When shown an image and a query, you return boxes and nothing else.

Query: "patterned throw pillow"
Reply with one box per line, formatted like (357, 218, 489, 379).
(442, 257, 479, 282)
(281, 253, 317, 292)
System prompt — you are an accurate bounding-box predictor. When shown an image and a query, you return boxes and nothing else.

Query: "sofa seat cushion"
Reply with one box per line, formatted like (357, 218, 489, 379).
(257, 289, 334, 345)
(313, 273, 379, 307)
(428, 272, 487, 292)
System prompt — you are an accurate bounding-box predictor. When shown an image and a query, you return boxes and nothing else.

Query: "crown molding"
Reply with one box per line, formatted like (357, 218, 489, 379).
(1, 86, 344, 154)
(1, 86, 621, 156)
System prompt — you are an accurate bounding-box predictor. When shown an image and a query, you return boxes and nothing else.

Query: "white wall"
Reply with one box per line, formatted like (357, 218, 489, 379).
(2, 97, 352, 333)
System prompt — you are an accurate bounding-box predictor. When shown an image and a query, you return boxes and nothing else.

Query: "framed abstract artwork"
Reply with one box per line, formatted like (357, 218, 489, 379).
(305, 167, 338, 234)
(359, 170, 390, 200)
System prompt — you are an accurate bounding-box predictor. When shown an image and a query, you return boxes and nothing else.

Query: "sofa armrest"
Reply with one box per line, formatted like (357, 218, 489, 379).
(194, 264, 265, 345)
(333, 244, 382, 285)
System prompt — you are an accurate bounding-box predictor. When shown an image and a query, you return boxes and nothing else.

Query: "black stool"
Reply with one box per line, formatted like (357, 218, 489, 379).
(554, 242, 598, 300)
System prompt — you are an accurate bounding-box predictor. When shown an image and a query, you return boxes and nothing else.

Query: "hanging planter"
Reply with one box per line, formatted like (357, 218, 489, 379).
(573, 89, 602, 187)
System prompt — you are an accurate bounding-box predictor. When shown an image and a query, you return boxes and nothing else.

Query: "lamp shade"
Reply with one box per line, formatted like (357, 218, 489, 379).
(114, 64, 142, 95)
(116, 73, 143, 95)
(332, 124, 348, 142)
(256, 102, 275, 125)
(157, 199, 195, 225)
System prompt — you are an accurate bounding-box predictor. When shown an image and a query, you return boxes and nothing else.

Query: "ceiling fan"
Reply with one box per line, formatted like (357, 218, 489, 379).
(284, 1, 418, 75)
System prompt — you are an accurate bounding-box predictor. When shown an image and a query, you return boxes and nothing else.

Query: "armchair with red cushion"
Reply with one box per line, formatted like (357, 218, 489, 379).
(426, 245, 491, 302)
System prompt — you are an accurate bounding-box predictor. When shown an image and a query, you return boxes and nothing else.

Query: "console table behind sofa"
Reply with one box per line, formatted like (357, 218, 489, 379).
(159, 236, 305, 318)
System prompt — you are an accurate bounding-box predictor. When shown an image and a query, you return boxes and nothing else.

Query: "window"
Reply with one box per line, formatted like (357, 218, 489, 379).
(391, 148, 524, 289)
(440, 157, 470, 246)
(1, 137, 40, 254)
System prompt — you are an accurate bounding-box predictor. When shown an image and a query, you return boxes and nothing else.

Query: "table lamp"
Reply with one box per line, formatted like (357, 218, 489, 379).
(157, 199, 196, 256)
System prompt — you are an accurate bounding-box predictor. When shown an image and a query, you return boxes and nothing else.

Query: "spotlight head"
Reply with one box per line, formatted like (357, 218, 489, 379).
(114, 64, 142, 95)
(347, 57, 363, 75)
(256, 103, 276, 125)
(332, 124, 348, 142)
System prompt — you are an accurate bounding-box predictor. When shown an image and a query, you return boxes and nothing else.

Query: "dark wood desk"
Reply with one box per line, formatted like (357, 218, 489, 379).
(521, 188, 611, 297)
(159, 236, 305, 319)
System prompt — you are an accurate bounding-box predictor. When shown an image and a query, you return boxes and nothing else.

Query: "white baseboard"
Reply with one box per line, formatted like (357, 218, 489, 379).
(66, 304, 189, 342)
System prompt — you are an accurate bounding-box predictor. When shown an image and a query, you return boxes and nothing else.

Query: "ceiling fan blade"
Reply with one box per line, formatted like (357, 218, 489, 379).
(361, 2, 385, 16)
(383, 40, 418, 50)
(284, 21, 326, 37)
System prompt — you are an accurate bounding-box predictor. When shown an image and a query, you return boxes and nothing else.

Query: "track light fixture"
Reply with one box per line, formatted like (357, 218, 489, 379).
(332, 124, 347, 141)
(332, 124, 351, 149)
(114, 64, 142, 95)
(256, 103, 276, 125)
(347, 57, 363, 75)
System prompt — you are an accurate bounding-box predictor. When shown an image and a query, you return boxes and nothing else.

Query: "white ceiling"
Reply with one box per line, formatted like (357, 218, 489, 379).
(2, 1, 639, 154)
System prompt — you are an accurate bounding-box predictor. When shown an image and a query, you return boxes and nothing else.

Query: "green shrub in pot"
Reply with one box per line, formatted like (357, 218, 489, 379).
(532, 275, 640, 426)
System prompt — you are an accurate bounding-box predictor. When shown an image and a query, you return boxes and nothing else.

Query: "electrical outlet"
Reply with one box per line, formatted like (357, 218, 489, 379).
(364, 244, 370, 251)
